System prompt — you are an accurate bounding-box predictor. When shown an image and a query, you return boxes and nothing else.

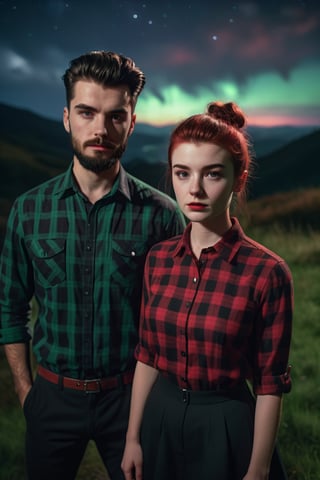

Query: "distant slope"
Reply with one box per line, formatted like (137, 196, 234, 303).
(0, 103, 71, 168)
(1, 102, 320, 248)
(249, 129, 320, 199)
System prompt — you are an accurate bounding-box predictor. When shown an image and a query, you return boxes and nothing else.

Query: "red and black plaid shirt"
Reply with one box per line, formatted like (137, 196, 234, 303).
(136, 218, 293, 395)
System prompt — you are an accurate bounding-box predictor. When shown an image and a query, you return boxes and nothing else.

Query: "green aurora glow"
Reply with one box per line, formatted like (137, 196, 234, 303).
(136, 61, 320, 126)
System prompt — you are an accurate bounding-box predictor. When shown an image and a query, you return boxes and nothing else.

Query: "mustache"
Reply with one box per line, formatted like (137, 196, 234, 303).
(84, 138, 119, 149)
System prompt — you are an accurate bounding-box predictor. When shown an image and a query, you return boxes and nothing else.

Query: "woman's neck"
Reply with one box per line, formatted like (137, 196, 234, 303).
(189, 218, 232, 259)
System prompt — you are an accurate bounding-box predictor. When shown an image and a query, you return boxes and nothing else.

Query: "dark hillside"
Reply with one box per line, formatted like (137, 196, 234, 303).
(1, 102, 320, 248)
(0, 103, 71, 166)
(250, 129, 320, 199)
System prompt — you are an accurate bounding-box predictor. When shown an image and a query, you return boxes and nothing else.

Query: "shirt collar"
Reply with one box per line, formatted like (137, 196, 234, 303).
(117, 166, 132, 200)
(173, 217, 245, 263)
(54, 163, 76, 199)
(54, 163, 132, 201)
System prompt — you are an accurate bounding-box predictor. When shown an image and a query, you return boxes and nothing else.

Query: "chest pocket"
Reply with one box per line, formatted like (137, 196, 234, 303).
(111, 239, 148, 285)
(27, 238, 66, 288)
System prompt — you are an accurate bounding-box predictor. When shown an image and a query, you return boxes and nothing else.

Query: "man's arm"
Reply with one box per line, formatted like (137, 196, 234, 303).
(4, 343, 33, 407)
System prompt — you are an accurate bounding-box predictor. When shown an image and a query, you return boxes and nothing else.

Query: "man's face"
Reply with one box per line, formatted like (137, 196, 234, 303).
(63, 80, 136, 173)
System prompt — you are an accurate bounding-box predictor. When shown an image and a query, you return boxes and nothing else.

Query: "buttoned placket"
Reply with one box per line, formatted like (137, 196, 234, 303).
(81, 201, 97, 372)
(177, 256, 202, 387)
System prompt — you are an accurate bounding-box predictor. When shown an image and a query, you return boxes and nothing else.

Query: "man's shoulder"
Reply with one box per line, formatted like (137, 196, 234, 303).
(125, 172, 177, 208)
(15, 171, 68, 203)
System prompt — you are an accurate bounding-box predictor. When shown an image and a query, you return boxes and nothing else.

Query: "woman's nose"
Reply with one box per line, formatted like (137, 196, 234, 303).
(190, 177, 203, 196)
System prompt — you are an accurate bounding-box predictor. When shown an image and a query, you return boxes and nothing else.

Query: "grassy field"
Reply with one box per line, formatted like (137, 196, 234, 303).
(1, 224, 319, 479)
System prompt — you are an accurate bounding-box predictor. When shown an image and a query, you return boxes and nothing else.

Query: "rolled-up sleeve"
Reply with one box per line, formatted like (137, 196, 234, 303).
(0, 201, 33, 345)
(253, 261, 293, 395)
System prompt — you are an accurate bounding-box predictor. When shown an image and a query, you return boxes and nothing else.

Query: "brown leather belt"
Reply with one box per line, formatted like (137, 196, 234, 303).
(37, 365, 134, 393)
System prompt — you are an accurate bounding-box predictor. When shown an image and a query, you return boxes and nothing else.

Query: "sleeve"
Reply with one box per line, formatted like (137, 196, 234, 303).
(134, 251, 157, 367)
(0, 200, 33, 344)
(253, 260, 293, 395)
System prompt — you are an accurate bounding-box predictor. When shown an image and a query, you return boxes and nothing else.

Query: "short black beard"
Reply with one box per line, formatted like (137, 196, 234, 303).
(72, 143, 127, 174)
(74, 149, 117, 173)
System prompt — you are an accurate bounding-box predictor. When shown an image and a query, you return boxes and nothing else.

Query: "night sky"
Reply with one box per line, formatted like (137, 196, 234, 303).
(0, 0, 319, 127)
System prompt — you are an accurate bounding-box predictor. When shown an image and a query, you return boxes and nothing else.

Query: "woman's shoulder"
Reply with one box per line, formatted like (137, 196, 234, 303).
(241, 234, 286, 264)
(149, 234, 182, 255)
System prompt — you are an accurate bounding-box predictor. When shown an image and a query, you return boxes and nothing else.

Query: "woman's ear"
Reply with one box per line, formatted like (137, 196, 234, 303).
(233, 169, 248, 193)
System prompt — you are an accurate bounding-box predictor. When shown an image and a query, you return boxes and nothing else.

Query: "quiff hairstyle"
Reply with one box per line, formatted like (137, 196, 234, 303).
(62, 50, 146, 110)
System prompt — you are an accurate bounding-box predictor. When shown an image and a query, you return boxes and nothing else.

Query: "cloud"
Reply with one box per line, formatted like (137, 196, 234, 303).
(0, 46, 66, 85)
(164, 47, 199, 66)
(0, 48, 33, 78)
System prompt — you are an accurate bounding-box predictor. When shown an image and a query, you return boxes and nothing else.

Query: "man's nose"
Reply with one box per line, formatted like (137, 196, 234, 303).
(94, 117, 108, 136)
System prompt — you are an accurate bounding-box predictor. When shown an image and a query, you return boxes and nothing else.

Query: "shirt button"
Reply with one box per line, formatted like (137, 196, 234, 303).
(130, 251, 136, 257)
(86, 245, 92, 251)
(193, 277, 197, 283)
(181, 351, 186, 357)
(186, 302, 191, 308)
(84, 290, 89, 296)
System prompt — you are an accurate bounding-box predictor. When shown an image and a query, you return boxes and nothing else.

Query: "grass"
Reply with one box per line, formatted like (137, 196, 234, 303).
(247, 225, 320, 480)
(1, 224, 320, 479)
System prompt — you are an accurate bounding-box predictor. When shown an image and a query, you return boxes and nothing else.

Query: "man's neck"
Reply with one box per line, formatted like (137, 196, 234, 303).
(73, 159, 120, 204)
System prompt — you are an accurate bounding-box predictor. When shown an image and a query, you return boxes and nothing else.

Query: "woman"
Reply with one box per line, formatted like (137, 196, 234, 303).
(121, 102, 293, 480)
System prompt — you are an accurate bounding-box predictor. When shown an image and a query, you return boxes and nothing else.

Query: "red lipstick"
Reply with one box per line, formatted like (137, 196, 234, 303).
(187, 203, 207, 211)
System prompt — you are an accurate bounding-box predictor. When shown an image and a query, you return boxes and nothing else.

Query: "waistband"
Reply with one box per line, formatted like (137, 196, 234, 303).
(37, 365, 134, 393)
(157, 375, 252, 405)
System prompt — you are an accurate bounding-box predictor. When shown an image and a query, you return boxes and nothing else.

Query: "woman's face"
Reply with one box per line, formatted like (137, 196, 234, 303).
(171, 142, 237, 225)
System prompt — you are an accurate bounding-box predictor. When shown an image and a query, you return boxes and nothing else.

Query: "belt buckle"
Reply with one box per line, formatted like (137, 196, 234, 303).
(82, 379, 101, 394)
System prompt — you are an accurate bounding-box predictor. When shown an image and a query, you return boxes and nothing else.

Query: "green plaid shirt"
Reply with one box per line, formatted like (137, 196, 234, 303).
(0, 164, 185, 378)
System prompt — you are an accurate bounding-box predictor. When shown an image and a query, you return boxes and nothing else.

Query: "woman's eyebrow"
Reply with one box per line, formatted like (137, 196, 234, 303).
(172, 163, 225, 169)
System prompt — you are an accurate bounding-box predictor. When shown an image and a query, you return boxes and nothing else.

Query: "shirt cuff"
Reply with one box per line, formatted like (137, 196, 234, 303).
(134, 343, 156, 367)
(254, 365, 292, 395)
(0, 325, 31, 344)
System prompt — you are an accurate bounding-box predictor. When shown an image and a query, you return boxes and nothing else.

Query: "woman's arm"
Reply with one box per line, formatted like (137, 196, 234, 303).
(243, 394, 282, 480)
(121, 361, 159, 480)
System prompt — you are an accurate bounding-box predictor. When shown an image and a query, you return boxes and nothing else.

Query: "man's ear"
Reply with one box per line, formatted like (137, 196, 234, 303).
(233, 169, 248, 193)
(129, 114, 136, 136)
(63, 107, 70, 133)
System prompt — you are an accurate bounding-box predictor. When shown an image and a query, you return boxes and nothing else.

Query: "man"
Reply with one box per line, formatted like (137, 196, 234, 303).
(0, 50, 185, 480)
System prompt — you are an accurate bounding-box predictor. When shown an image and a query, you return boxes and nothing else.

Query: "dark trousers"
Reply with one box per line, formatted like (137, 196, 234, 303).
(23, 374, 131, 480)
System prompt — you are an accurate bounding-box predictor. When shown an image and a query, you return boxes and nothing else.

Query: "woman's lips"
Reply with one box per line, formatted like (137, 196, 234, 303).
(187, 203, 207, 211)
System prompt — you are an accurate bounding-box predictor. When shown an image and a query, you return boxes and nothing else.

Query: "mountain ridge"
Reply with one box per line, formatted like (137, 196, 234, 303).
(1, 102, 319, 247)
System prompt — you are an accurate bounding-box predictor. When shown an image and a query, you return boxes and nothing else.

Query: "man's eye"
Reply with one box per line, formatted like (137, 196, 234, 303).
(80, 110, 94, 118)
(112, 113, 126, 122)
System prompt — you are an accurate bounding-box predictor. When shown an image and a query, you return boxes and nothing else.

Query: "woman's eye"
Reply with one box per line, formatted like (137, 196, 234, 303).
(175, 171, 188, 179)
(206, 171, 221, 179)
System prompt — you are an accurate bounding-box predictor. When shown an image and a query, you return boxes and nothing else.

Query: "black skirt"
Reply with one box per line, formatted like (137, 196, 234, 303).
(140, 375, 287, 480)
